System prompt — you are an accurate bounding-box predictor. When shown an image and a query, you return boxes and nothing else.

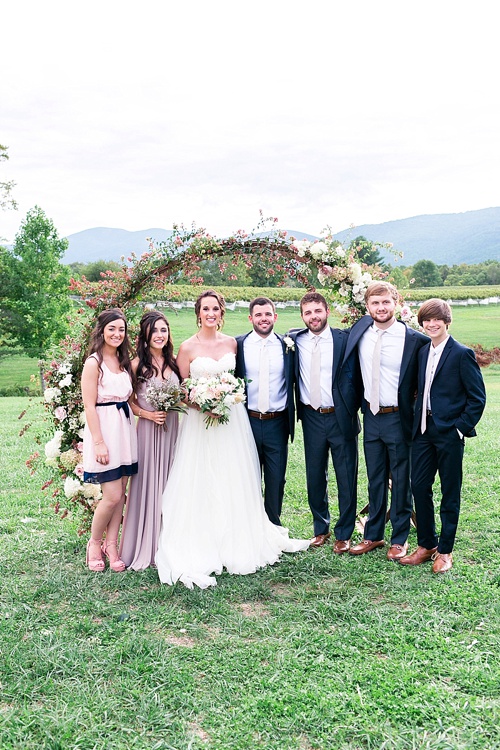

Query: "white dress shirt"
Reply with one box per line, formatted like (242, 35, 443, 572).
(243, 331, 287, 412)
(359, 319, 405, 407)
(296, 328, 334, 408)
(424, 335, 450, 409)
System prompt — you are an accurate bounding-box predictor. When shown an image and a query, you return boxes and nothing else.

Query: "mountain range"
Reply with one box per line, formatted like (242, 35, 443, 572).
(63, 207, 500, 266)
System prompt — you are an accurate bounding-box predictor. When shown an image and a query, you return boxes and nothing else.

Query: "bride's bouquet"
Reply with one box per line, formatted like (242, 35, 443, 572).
(144, 378, 188, 429)
(185, 371, 246, 428)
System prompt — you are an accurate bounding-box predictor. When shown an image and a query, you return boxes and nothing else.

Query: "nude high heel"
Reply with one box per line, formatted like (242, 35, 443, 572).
(102, 540, 126, 572)
(86, 538, 105, 572)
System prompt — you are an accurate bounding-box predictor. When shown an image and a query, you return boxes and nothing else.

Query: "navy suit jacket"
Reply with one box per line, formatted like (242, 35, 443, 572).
(292, 326, 361, 440)
(412, 336, 486, 439)
(235, 332, 295, 442)
(344, 315, 428, 444)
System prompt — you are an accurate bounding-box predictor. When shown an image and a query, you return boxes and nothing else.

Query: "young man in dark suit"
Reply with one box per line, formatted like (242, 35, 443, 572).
(400, 299, 486, 573)
(292, 292, 361, 551)
(235, 297, 295, 526)
(343, 281, 428, 560)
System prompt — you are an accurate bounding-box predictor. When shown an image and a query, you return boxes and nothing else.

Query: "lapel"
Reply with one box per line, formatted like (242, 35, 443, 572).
(344, 315, 372, 360)
(330, 327, 341, 384)
(433, 336, 454, 380)
(237, 332, 251, 380)
(398, 322, 414, 384)
(293, 328, 308, 379)
(417, 341, 431, 391)
(276, 333, 292, 390)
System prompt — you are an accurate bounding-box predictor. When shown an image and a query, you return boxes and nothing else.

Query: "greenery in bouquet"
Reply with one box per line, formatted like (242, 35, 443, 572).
(185, 371, 246, 428)
(144, 377, 187, 429)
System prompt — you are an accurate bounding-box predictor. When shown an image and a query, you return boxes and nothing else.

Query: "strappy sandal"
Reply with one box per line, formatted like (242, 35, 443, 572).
(101, 540, 126, 572)
(86, 538, 105, 572)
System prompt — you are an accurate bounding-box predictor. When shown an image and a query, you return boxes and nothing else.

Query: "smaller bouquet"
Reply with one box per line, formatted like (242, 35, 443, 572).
(185, 371, 246, 428)
(144, 378, 188, 429)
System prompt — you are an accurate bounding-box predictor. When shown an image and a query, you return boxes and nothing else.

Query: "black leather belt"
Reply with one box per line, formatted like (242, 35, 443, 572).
(304, 404, 335, 414)
(247, 410, 286, 420)
(366, 402, 399, 415)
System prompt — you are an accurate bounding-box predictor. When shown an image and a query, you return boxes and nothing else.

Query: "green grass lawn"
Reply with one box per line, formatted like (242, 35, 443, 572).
(1, 304, 499, 395)
(1, 369, 499, 749)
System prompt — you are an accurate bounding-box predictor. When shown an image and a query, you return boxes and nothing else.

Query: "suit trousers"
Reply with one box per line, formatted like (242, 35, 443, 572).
(363, 410, 412, 545)
(411, 416, 464, 554)
(248, 412, 289, 526)
(301, 407, 358, 539)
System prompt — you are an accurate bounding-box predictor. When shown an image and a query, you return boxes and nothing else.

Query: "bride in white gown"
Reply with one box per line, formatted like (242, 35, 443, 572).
(156, 290, 309, 589)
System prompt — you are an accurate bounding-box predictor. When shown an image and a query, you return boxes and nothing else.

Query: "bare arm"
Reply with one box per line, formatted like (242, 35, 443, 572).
(81, 357, 109, 464)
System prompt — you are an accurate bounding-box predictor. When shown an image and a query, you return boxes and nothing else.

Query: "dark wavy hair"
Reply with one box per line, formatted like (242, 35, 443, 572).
(135, 310, 180, 383)
(87, 308, 132, 377)
(194, 289, 226, 329)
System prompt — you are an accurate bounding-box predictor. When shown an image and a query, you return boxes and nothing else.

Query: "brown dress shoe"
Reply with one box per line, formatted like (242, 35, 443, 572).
(387, 542, 408, 561)
(349, 539, 385, 555)
(399, 545, 438, 565)
(333, 539, 350, 554)
(432, 552, 453, 573)
(309, 532, 331, 548)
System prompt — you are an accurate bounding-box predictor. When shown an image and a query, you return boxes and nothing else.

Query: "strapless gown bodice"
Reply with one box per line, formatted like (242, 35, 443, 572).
(188, 352, 236, 379)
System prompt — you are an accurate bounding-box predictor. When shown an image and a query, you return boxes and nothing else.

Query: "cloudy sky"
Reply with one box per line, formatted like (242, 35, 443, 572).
(1, 0, 498, 244)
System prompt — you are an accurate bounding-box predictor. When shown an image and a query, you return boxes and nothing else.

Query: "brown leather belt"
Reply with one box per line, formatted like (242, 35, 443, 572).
(304, 404, 335, 414)
(366, 402, 399, 415)
(247, 409, 286, 420)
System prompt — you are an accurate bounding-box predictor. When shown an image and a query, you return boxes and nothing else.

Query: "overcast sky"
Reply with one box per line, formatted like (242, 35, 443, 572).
(1, 0, 499, 245)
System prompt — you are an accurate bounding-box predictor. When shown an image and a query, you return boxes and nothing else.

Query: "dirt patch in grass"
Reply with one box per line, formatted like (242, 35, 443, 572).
(188, 721, 210, 742)
(237, 602, 271, 618)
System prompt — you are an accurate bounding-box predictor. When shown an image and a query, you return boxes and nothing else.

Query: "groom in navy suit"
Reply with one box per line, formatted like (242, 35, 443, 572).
(343, 281, 428, 559)
(400, 299, 486, 573)
(235, 297, 295, 526)
(292, 291, 361, 551)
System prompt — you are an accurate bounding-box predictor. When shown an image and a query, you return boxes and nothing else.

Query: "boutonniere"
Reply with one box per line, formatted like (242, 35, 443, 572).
(283, 336, 295, 353)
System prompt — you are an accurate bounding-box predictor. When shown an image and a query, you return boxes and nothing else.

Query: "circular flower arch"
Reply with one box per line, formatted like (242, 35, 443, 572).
(25, 215, 404, 533)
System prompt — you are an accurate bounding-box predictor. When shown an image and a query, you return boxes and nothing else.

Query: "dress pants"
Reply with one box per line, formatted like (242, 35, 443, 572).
(363, 410, 412, 545)
(249, 412, 289, 527)
(301, 407, 358, 539)
(411, 416, 464, 554)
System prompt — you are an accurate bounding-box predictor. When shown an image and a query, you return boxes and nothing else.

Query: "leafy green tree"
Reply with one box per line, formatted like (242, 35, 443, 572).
(411, 259, 443, 287)
(349, 236, 385, 267)
(69, 259, 122, 281)
(0, 144, 17, 213)
(6, 206, 71, 362)
(385, 265, 409, 289)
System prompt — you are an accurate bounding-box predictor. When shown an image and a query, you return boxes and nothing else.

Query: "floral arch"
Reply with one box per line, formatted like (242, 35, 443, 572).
(26, 215, 399, 533)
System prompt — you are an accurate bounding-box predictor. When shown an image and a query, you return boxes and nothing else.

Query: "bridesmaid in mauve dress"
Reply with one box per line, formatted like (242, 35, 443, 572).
(119, 311, 181, 570)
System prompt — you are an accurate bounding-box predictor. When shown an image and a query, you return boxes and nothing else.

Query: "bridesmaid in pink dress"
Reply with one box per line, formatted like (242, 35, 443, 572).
(82, 309, 138, 572)
(119, 311, 181, 570)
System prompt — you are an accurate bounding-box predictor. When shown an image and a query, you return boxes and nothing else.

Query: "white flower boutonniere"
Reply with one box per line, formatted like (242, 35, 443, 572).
(283, 336, 295, 353)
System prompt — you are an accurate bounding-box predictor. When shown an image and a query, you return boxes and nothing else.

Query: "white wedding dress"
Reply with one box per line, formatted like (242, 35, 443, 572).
(156, 353, 309, 589)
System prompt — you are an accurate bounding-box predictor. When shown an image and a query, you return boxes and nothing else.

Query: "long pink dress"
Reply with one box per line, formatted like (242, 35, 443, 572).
(83, 357, 138, 484)
(120, 375, 180, 570)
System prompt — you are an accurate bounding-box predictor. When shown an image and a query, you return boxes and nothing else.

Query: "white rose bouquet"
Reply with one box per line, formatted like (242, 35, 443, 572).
(185, 371, 246, 428)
